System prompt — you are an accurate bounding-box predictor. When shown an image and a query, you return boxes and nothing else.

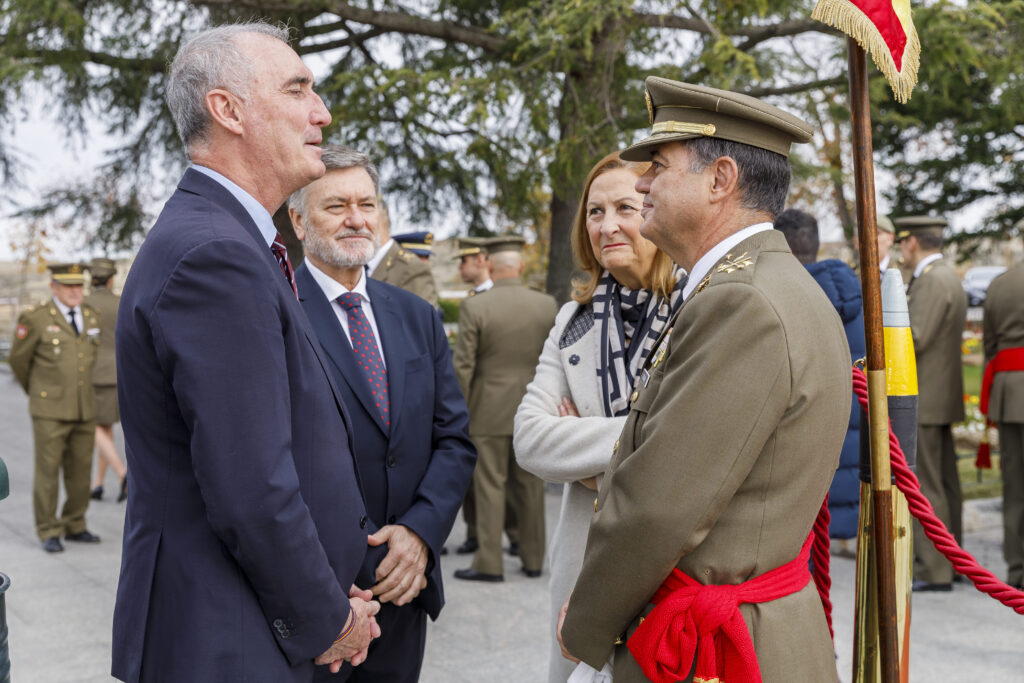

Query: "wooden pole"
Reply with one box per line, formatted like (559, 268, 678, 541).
(847, 37, 900, 683)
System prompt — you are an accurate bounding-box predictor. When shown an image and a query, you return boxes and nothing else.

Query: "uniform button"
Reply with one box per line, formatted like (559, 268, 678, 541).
(79, 367, 85, 372)
(79, 381, 84, 386)
(76, 339, 82, 344)
(630, 390, 639, 402)
(594, 498, 598, 512)
(387, 515, 396, 524)
(359, 515, 368, 529)
(78, 353, 84, 359)
(613, 439, 619, 452)
(387, 456, 396, 467)
(40, 391, 47, 398)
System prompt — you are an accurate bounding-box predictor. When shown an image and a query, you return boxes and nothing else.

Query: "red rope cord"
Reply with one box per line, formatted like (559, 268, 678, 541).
(851, 367, 1024, 614)
(812, 495, 834, 639)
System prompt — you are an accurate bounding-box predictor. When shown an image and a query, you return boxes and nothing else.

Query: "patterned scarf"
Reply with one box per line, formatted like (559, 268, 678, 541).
(592, 267, 687, 417)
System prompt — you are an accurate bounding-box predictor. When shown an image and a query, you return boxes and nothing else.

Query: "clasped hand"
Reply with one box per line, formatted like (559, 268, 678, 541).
(315, 585, 382, 672)
(368, 524, 429, 606)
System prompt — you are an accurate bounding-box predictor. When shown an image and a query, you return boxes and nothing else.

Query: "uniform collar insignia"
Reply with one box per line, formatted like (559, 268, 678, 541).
(715, 252, 754, 274)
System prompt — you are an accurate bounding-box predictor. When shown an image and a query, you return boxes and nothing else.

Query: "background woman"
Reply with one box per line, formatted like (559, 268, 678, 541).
(514, 150, 685, 682)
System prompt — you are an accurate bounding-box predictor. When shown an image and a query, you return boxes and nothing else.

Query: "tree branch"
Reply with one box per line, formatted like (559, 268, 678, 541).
(297, 26, 388, 54)
(635, 13, 838, 40)
(743, 75, 850, 97)
(4, 45, 165, 74)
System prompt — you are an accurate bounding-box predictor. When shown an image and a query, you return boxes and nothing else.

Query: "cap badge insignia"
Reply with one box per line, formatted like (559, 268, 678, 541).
(715, 252, 753, 274)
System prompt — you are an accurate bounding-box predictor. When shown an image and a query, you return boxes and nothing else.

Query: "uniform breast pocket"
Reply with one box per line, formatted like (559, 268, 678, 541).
(628, 363, 667, 446)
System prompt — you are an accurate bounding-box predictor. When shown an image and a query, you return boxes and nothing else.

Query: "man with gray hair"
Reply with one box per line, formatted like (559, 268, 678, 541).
(113, 23, 378, 682)
(290, 145, 475, 682)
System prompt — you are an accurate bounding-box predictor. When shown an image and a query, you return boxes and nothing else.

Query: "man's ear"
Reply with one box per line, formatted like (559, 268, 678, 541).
(205, 88, 245, 136)
(707, 155, 740, 204)
(288, 207, 307, 241)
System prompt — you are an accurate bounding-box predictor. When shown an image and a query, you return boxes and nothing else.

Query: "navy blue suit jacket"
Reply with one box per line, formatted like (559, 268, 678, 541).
(295, 264, 475, 620)
(112, 169, 368, 683)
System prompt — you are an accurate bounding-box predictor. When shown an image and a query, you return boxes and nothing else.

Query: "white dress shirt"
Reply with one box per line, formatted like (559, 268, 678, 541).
(681, 222, 774, 300)
(473, 278, 494, 294)
(304, 259, 386, 368)
(913, 252, 943, 278)
(53, 297, 81, 334)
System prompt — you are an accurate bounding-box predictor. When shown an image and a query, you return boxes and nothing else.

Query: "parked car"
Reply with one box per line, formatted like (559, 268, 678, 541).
(962, 265, 1006, 307)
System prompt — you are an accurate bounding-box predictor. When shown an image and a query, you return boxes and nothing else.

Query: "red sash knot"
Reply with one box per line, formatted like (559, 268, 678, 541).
(627, 535, 814, 683)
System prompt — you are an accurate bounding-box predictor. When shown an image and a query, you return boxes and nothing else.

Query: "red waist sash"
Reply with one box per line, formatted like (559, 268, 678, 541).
(627, 534, 813, 683)
(980, 347, 1024, 416)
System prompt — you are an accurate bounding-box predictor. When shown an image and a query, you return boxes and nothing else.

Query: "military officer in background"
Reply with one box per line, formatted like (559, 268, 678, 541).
(392, 231, 434, 263)
(877, 214, 896, 275)
(457, 237, 493, 297)
(896, 216, 968, 591)
(85, 257, 128, 503)
(559, 78, 849, 682)
(9, 263, 102, 552)
(453, 236, 557, 581)
(367, 199, 439, 307)
(980, 258, 1024, 589)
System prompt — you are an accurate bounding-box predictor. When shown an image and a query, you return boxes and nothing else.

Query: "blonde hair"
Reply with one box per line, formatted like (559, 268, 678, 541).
(570, 151, 677, 304)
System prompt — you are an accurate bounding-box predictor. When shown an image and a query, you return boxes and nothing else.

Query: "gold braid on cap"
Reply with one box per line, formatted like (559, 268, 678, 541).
(652, 121, 716, 136)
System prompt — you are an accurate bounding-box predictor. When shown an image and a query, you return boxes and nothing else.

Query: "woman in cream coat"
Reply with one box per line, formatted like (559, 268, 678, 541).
(514, 151, 684, 682)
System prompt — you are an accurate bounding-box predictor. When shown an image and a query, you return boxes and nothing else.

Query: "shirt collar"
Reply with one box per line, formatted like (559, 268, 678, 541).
(52, 297, 74, 317)
(474, 278, 494, 293)
(914, 252, 943, 278)
(366, 239, 394, 277)
(304, 258, 372, 305)
(191, 164, 278, 248)
(879, 253, 891, 272)
(681, 222, 773, 299)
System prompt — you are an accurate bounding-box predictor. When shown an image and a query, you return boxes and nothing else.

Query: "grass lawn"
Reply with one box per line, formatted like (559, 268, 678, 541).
(958, 452, 1002, 500)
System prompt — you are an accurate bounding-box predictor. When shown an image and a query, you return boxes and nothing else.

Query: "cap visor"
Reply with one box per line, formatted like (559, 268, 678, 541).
(621, 131, 702, 161)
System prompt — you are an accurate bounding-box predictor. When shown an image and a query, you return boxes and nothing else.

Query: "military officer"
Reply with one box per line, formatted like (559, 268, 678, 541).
(457, 237, 493, 297)
(452, 236, 557, 581)
(392, 230, 434, 262)
(85, 257, 127, 502)
(9, 262, 102, 552)
(895, 216, 968, 591)
(367, 200, 439, 307)
(982, 259, 1024, 589)
(558, 78, 849, 683)
(877, 214, 896, 275)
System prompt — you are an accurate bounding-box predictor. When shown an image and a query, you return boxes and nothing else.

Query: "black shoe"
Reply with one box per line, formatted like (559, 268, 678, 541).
(42, 537, 64, 553)
(453, 568, 503, 582)
(912, 580, 952, 592)
(507, 541, 520, 557)
(439, 546, 449, 556)
(455, 538, 479, 555)
(90, 486, 103, 501)
(117, 478, 128, 503)
(521, 567, 542, 578)
(65, 530, 101, 544)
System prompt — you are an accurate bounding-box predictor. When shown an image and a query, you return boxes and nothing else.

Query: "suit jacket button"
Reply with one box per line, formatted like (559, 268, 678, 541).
(273, 618, 284, 627)
(387, 515, 396, 524)
(387, 456, 396, 467)
(359, 515, 368, 529)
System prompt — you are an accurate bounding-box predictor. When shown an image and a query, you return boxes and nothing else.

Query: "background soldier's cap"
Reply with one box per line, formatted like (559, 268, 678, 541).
(88, 257, 117, 278)
(48, 262, 86, 285)
(455, 236, 488, 259)
(876, 214, 895, 234)
(392, 231, 434, 258)
(893, 215, 948, 241)
(622, 76, 815, 161)
(485, 235, 526, 254)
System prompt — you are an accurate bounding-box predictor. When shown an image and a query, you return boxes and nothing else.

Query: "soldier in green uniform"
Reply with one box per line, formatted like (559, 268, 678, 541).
(558, 78, 849, 682)
(9, 263, 102, 552)
(368, 199, 439, 307)
(85, 257, 127, 502)
(896, 216, 968, 591)
(452, 236, 557, 581)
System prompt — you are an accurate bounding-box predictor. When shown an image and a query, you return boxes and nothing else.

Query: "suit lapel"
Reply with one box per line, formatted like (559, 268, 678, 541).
(367, 279, 405, 433)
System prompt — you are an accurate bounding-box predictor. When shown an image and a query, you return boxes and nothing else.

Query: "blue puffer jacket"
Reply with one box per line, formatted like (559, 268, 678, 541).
(805, 259, 865, 539)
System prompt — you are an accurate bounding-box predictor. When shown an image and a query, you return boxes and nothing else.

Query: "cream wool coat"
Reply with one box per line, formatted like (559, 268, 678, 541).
(515, 301, 627, 683)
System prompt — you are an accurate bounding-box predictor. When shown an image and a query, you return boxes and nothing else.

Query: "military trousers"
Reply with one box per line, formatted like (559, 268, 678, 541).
(462, 476, 520, 545)
(470, 434, 545, 575)
(999, 422, 1024, 586)
(32, 417, 95, 540)
(912, 424, 962, 583)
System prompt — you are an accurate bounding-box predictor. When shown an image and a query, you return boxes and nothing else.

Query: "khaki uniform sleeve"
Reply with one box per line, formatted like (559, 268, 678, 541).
(452, 301, 480, 401)
(8, 311, 39, 392)
(909, 271, 954, 354)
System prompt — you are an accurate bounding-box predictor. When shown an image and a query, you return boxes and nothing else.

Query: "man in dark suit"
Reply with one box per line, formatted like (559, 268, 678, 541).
(289, 145, 476, 682)
(112, 23, 379, 683)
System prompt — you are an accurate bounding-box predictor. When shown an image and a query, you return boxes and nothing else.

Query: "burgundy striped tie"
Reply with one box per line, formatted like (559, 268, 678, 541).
(270, 232, 298, 299)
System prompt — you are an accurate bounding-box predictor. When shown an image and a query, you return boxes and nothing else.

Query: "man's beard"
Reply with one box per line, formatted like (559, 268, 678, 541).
(304, 224, 379, 269)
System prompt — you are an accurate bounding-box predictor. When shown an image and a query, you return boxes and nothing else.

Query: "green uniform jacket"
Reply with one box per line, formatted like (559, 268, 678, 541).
(908, 258, 967, 425)
(982, 262, 1024, 423)
(453, 278, 557, 436)
(9, 300, 99, 421)
(561, 230, 848, 683)
(370, 241, 439, 307)
(84, 287, 119, 386)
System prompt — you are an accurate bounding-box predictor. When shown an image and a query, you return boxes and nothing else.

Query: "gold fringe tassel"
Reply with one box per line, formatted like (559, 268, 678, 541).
(812, 0, 920, 103)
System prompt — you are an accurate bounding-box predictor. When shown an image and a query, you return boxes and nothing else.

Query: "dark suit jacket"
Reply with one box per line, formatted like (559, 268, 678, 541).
(296, 264, 475, 620)
(112, 169, 368, 683)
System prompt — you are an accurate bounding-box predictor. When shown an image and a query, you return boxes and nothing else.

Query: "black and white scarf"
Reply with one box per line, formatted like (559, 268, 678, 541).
(592, 267, 687, 417)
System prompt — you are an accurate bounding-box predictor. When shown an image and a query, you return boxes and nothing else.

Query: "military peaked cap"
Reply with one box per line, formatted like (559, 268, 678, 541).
(393, 231, 433, 258)
(48, 262, 86, 285)
(893, 215, 948, 241)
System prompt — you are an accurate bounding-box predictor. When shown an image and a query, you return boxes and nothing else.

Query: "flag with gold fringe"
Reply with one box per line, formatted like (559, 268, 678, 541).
(812, 0, 920, 103)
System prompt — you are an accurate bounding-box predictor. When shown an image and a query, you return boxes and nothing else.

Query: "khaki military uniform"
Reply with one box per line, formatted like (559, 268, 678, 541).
(907, 257, 967, 584)
(453, 278, 557, 575)
(561, 231, 848, 682)
(9, 300, 100, 540)
(84, 287, 120, 424)
(371, 241, 439, 307)
(982, 262, 1024, 586)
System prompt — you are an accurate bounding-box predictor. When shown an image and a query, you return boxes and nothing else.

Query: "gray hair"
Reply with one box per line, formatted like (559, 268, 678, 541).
(166, 21, 290, 152)
(683, 137, 792, 218)
(288, 145, 381, 214)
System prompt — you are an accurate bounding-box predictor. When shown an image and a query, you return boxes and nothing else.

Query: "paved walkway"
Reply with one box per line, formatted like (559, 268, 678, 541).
(0, 364, 1020, 681)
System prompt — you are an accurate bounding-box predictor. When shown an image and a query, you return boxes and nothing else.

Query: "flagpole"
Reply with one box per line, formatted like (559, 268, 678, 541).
(847, 37, 901, 683)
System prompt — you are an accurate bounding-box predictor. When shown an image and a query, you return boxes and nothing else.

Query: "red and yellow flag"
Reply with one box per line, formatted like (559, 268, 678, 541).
(812, 0, 920, 102)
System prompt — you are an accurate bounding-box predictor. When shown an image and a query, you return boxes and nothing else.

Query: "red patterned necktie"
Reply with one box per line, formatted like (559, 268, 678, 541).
(270, 232, 298, 299)
(337, 292, 389, 426)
